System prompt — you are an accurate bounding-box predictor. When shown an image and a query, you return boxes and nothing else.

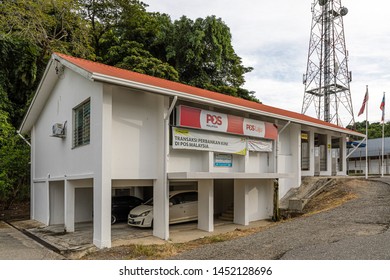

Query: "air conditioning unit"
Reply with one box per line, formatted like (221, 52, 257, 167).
(51, 123, 66, 138)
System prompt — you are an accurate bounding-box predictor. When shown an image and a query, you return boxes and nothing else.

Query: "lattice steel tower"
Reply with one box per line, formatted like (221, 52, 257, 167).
(302, 0, 355, 127)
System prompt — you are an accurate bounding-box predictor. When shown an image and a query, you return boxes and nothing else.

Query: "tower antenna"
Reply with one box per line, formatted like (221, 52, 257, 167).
(302, 0, 355, 127)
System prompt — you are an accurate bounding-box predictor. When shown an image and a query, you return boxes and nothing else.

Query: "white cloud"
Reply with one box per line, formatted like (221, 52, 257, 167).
(145, 0, 390, 124)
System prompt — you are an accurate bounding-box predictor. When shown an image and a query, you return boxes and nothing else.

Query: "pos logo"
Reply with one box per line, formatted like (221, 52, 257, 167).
(200, 110, 228, 132)
(206, 114, 223, 125)
(244, 119, 265, 137)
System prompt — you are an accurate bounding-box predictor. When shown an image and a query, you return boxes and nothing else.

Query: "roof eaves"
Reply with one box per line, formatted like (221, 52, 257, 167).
(91, 72, 364, 137)
(19, 57, 57, 134)
(52, 53, 94, 82)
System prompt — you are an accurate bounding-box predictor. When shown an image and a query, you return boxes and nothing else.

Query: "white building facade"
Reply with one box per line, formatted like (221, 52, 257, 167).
(20, 53, 364, 248)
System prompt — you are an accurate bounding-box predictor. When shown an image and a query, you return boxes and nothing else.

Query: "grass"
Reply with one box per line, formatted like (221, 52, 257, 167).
(82, 224, 276, 260)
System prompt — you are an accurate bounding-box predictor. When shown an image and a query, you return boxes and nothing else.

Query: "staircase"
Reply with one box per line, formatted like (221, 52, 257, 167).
(219, 205, 234, 221)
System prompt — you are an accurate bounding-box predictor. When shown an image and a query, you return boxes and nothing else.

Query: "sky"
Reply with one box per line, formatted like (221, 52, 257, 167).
(144, 0, 390, 124)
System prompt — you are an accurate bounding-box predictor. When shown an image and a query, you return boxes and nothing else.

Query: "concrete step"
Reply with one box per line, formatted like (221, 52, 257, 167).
(219, 205, 234, 221)
(219, 215, 234, 221)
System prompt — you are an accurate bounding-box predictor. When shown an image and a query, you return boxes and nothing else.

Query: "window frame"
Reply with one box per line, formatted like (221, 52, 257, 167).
(72, 98, 91, 148)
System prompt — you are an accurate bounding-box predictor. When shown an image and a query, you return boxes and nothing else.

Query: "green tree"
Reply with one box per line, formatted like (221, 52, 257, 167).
(0, 0, 93, 62)
(0, 92, 30, 210)
(167, 16, 257, 101)
(1, 0, 94, 126)
(351, 121, 390, 139)
(0, 35, 40, 127)
(104, 40, 179, 81)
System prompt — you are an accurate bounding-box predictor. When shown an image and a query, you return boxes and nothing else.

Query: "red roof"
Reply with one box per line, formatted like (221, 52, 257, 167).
(54, 52, 360, 135)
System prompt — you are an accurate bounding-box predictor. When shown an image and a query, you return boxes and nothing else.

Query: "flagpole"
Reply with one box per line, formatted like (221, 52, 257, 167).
(365, 85, 368, 179)
(382, 117, 384, 177)
(381, 92, 385, 177)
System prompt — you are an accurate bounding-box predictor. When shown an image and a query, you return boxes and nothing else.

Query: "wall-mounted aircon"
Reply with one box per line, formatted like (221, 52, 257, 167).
(51, 122, 66, 138)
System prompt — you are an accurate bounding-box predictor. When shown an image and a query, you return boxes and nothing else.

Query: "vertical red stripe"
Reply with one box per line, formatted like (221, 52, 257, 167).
(227, 115, 244, 134)
(264, 123, 278, 140)
(179, 106, 201, 128)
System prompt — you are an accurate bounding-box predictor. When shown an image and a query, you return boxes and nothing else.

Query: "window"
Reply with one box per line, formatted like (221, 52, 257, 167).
(73, 99, 90, 147)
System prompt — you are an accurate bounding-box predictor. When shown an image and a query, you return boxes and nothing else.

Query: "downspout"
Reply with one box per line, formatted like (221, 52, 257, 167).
(273, 121, 291, 221)
(161, 96, 177, 239)
(16, 130, 31, 147)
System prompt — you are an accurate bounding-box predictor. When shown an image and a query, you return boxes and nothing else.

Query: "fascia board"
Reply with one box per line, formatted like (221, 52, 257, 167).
(52, 53, 93, 81)
(19, 58, 57, 134)
(19, 54, 94, 134)
(91, 72, 364, 138)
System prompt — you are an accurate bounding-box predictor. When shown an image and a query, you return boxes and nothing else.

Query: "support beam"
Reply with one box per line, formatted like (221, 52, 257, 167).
(153, 96, 170, 240)
(64, 180, 75, 232)
(234, 180, 248, 226)
(93, 86, 112, 248)
(198, 179, 214, 232)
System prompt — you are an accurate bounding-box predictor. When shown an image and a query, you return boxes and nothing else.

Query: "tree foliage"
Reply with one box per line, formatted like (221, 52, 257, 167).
(0, 0, 257, 206)
(166, 16, 256, 101)
(352, 121, 390, 139)
(0, 101, 30, 210)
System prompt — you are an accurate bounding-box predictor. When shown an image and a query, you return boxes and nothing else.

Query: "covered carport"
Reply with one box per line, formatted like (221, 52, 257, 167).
(168, 172, 290, 232)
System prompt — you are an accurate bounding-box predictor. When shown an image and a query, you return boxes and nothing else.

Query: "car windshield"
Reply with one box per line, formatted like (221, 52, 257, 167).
(144, 198, 153, 206)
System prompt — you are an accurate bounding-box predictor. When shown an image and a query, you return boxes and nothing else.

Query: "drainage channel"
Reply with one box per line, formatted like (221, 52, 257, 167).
(4, 220, 65, 257)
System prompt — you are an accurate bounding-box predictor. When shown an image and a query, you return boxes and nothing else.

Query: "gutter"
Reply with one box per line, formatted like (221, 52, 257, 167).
(90, 72, 364, 138)
(16, 130, 31, 147)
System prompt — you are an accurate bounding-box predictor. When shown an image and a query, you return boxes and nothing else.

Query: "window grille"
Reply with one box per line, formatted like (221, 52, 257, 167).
(73, 99, 90, 147)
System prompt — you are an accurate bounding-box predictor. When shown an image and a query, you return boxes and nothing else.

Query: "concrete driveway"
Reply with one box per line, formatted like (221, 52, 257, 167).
(171, 178, 390, 260)
(3, 218, 270, 259)
(0, 221, 64, 260)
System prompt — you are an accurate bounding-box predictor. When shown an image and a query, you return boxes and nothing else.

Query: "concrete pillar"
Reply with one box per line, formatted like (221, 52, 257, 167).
(93, 86, 112, 248)
(45, 177, 50, 225)
(64, 180, 75, 232)
(153, 95, 169, 240)
(309, 130, 315, 174)
(198, 179, 214, 232)
(234, 179, 249, 226)
(30, 127, 36, 220)
(326, 134, 332, 176)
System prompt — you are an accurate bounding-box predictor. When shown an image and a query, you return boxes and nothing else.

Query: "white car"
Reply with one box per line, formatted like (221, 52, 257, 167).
(128, 190, 198, 228)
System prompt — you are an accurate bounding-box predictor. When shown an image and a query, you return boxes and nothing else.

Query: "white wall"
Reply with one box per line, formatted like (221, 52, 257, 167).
(32, 68, 102, 179)
(49, 181, 64, 225)
(75, 188, 93, 222)
(234, 179, 273, 225)
(111, 87, 166, 179)
(32, 181, 49, 224)
(246, 152, 272, 173)
(248, 181, 273, 221)
(169, 149, 271, 174)
(169, 149, 207, 172)
(278, 124, 301, 198)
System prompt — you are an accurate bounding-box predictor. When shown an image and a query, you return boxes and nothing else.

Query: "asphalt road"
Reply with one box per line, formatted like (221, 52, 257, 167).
(0, 221, 64, 260)
(171, 178, 390, 260)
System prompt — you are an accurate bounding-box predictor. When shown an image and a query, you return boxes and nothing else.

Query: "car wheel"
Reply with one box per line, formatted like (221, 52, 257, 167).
(111, 214, 117, 224)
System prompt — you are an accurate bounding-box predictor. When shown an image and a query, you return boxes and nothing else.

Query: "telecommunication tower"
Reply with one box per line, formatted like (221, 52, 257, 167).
(302, 0, 355, 127)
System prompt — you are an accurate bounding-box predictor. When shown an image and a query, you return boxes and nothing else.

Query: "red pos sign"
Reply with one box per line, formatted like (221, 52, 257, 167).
(177, 105, 278, 140)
